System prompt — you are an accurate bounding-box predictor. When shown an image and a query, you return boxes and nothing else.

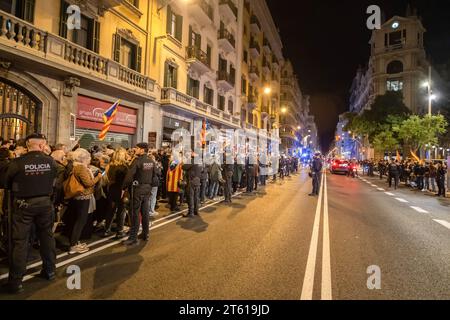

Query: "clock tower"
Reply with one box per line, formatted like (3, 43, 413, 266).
(369, 13, 429, 113)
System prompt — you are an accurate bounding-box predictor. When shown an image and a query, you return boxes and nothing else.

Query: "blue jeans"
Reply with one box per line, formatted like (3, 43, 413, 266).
(209, 181, 219, 199)
(149, 187, 158, 213)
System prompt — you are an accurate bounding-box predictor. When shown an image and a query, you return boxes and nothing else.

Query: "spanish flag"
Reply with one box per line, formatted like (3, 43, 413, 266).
(99, 100, 120, 141)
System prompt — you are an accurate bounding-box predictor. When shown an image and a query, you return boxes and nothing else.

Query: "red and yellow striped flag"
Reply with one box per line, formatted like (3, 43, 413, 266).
(99, 100, 120, 141)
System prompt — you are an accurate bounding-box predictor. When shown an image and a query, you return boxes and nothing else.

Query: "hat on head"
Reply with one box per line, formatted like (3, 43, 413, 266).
(25, 133, 47, 142)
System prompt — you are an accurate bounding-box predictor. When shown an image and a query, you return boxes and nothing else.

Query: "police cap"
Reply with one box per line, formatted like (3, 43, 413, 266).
(25, 133, 47, 142)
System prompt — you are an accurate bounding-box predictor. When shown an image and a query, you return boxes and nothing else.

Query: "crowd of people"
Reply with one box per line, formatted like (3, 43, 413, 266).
(359, 158, 448, 196)
(0, 134, 301, 294)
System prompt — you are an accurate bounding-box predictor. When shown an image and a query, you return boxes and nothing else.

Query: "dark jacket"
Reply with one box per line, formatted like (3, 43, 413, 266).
(0, 158, 10, 189)
(182, 162, 202, 187)
(123, 154, 155, 189)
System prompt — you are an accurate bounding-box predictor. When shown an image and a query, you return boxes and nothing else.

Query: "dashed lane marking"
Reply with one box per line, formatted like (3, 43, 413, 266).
(395, 198, 409, 203)
(377, 188, 385, 191)
(410, 206, 429, 214)
(385, 192, 395, 196)
(433, 220, 450, 230)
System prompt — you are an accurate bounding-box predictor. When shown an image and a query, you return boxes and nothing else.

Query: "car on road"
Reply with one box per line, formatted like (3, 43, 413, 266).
(330, 159, 350, 175)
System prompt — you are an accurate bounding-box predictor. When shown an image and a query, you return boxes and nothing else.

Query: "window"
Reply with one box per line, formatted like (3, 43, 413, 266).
(243, 50, 248, 64)
(187, 77, 200, 99)
(387, 79, 403, 92)
(60, 1, 100, 52)
(242, 76, 247, 95)
(388, 31, 403, 46)
(219, 56, 227, 72)
(228, 99, 234, 114)
(164, 62, 177, 88)
(206, 45, 212, 66)
(218, 95, 226, 111)
(387, 60, 403, 74)
(167, 5, 183, 42)
(189, 26, 201, 47)
(2, 0, 35, 22)
(113, 34, 142, 71)
(204, 86, 214, 105)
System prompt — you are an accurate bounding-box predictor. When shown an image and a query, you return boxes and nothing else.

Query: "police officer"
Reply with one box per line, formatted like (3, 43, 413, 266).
(4, 133, 57, 294)
(436, 162, 447, 197)
(123, 143, 154, 246)
(388, 160, 400, 190)
(182, 152, 202, 217)
(246, 154, 255, 193)
(309, 152, 323, 196)
(222, 151, 234, 203)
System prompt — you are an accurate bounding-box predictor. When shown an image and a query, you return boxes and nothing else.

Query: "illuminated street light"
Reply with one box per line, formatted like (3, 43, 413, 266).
(264, 87, 272, 95)
(281, 107, 287, 114)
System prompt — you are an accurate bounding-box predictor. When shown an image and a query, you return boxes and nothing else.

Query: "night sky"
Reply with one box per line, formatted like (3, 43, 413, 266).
(266, 0, 450, 151)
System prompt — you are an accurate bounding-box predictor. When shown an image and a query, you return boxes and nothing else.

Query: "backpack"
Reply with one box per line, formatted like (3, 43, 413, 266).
(63, 171, 85, 200)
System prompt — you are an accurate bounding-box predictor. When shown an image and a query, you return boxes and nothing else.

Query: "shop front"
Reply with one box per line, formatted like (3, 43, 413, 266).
(161, 114, 192, 148)
(76, 95, 138, 149)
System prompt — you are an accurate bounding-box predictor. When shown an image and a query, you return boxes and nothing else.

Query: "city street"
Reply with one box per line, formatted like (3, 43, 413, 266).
(1, 169, 449, 300)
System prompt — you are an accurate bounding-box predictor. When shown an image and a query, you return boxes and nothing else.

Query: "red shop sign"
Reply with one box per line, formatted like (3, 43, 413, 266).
(77, 95, 137, 128)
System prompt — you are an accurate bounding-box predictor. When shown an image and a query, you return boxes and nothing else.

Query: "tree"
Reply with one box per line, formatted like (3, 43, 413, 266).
(344, 92, 410, 142)
(373, 129, 400, 155)
(395, 114, 448, 152)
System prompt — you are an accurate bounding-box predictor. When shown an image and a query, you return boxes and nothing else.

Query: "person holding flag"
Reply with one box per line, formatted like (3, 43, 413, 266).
(99, 100, 120, 141)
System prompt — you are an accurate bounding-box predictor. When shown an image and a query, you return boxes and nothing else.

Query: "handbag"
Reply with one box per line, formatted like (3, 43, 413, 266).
(63, 173, 85, 200)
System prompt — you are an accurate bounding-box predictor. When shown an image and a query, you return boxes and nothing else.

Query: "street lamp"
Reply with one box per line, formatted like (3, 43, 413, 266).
(281, 107, 287, 114)
(264, 86, 272, 95)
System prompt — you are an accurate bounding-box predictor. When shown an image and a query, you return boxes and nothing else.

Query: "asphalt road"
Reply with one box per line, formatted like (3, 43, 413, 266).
(1, 169, 450, 300)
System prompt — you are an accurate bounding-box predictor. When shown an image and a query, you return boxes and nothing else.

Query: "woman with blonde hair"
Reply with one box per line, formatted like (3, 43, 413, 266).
(69, 148, 102, 254)
(103, 148, 129, 238)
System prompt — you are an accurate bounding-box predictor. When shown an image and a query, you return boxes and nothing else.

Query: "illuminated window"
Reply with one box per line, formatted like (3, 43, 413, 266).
(387, 79, 403, 92)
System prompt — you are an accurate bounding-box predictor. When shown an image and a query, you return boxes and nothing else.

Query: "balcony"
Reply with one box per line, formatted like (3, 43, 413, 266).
(262, 59, 271, 74)
(249, 41, 261, 58)
(161, 87, 239, 128)
(219, 0, 238, 22)
(272, 57, 280, 69)
(247, 94, 257, 111)
(186, 46, 211, 75)
(263, 38, 271, 54)
(217, 70, 235, 92)
(0, 10, 155, 98)
(249, 66, 260, 82)
(188, 0, 214, 27)
(218, 28, 235, 53)
(250, 15, 262, 34)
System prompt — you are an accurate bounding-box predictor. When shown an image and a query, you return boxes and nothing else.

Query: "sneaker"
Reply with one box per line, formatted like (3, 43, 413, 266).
(149, 211, 159, 217)
(69, 244, 90, 255)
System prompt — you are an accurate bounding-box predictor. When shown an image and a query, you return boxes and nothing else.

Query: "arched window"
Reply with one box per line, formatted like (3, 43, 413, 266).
(387, 60, 403, 74)
(0, 79, 41, 141)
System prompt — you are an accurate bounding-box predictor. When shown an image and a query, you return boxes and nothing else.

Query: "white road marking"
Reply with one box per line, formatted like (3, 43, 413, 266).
(433, 220, 450, 230)
(0, 193, 243, 282)
(377, 188, 385, 191)
(321, 173, 332, 300)
(301, 172, 324, 300)
(395, 198, 409, 203)
(410, 206, 429, 214)
(385, 192, 395, 196)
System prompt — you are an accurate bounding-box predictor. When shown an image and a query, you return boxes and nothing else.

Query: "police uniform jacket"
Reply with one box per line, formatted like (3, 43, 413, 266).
(5, 151, 57, 199)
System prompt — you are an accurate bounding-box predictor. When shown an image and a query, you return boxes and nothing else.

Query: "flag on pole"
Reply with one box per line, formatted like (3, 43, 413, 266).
(201, 118, 207, 147)
(410, 150, 421, 163)
(396, 150, 401, 161)
(99, 100, 120, 141)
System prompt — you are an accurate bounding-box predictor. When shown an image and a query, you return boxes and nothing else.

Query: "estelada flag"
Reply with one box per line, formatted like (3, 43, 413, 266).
(99, 100, 120, 141)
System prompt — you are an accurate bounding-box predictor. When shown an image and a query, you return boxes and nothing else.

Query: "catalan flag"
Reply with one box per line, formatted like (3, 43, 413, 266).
(99, 100, 120, 141)
(201, 118, 207, 147)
